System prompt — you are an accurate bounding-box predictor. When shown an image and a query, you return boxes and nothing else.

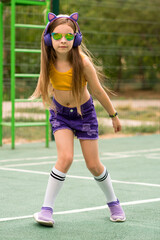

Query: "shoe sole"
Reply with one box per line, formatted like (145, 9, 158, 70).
(33, 213, 54, 227)
(110, 217, 126, 222)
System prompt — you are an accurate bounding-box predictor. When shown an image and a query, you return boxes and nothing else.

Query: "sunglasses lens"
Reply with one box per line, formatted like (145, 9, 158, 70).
(51, 33, 74, 41)
(52, 33, 62, 40)
(65, 33, 74, 41)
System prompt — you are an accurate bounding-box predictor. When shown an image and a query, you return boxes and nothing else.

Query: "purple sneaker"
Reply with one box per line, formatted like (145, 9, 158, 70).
(107, 199, 126, 222)
(33, 207, 55, 227)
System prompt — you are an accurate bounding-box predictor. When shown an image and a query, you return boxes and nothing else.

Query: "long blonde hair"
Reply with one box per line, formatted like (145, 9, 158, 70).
(31, 17, 107, 113)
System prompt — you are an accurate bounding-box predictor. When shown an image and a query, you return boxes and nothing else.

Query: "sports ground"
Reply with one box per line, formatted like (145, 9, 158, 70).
(0, 134, 160, 240)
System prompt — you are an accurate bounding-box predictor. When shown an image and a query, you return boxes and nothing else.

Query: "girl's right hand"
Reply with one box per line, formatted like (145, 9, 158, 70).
(112, 117, 122, 133)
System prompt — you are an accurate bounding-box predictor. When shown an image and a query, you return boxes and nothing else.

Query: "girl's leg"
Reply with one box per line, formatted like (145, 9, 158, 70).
(80, 139, 117, 202)
(43, 129, 74, 207)
(34, 129, 74, 226)
(80, 139, 126, 222)
(54, 128, 74, 173)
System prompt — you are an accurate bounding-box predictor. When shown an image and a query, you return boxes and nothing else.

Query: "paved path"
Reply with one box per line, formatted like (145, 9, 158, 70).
(2, 100, 160, 127)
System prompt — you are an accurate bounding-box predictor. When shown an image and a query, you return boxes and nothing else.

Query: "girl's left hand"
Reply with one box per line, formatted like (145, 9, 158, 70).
(112, 117, 122, 133)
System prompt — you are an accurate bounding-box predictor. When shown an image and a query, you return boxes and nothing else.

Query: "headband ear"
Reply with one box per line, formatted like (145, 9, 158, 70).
(70, 12, 79, 22)
(48, 12, 57, 22)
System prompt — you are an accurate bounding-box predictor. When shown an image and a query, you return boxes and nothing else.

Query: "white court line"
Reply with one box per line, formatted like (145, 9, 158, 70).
(1, 148, 160, 163)
(112, 180, 160, 188)
(0, 156, 57, 163)
(0, 167, 49, 176)
(0, 154, 144, 169)
(102, 148, 160, 156)
(1, 155, 138, 168)
(0, 155, 132, 166)
(1, 159, 85, 168)
(0, 167, 160, 187)
(2, 161, 56, 168)
(68, 176, 160, 187)
(0, 154, 83, 163)
(0, 198, 160, 222)
(100, 155, 140, 160)
(67, 175, 93, 180)
(146, 153, 160, 160)
(0, 167, 93, 179)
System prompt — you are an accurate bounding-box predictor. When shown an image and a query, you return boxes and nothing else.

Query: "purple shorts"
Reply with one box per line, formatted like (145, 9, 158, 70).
(49, 96, 98, 139)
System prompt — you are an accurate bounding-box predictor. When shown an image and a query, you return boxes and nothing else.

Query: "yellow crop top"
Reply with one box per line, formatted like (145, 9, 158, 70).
(49, 63, 87, 91)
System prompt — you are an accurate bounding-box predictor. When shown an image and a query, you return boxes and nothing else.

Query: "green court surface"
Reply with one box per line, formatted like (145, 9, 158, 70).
(0, 134, 160, 240)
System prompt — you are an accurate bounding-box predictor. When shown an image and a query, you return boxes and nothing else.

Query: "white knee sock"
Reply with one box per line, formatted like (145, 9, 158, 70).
(43, 167, 66, 209)
(94, 167, 117, 203)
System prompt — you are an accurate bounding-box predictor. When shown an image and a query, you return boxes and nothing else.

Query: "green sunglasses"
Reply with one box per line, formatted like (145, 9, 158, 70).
(51, 32, 75, 41)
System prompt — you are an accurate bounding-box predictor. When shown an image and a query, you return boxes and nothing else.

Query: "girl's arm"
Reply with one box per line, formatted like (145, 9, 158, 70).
(83, 57, 121, 133)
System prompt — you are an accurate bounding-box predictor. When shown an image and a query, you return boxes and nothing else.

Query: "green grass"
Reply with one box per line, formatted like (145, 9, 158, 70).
(4, 117, 45, 122)
(15, 108, 45, 114)
(122, 125, 159, 134)
(95, 104, 160, 122)
(3, 126, 50, 141)
(98, 124, 113, 135)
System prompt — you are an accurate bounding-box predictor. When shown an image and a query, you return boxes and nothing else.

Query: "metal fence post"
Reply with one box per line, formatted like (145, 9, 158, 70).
(0, 1, 3, 146)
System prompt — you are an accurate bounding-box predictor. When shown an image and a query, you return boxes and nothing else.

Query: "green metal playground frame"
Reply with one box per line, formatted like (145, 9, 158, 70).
(0, 0, 51, 149)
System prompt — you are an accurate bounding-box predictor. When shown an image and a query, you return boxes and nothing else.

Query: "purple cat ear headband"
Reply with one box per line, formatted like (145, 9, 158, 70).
(44, 12, 82, 48)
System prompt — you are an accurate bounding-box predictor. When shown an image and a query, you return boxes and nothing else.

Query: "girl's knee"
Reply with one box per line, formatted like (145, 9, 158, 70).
(86, 162, 104, 176)
(56, 153, 73, 172)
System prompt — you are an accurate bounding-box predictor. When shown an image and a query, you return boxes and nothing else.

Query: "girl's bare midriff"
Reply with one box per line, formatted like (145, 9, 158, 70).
(53, 85, 90, 107)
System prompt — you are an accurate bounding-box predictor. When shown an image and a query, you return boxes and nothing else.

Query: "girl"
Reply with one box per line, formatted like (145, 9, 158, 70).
(33, 12, 126, 227)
